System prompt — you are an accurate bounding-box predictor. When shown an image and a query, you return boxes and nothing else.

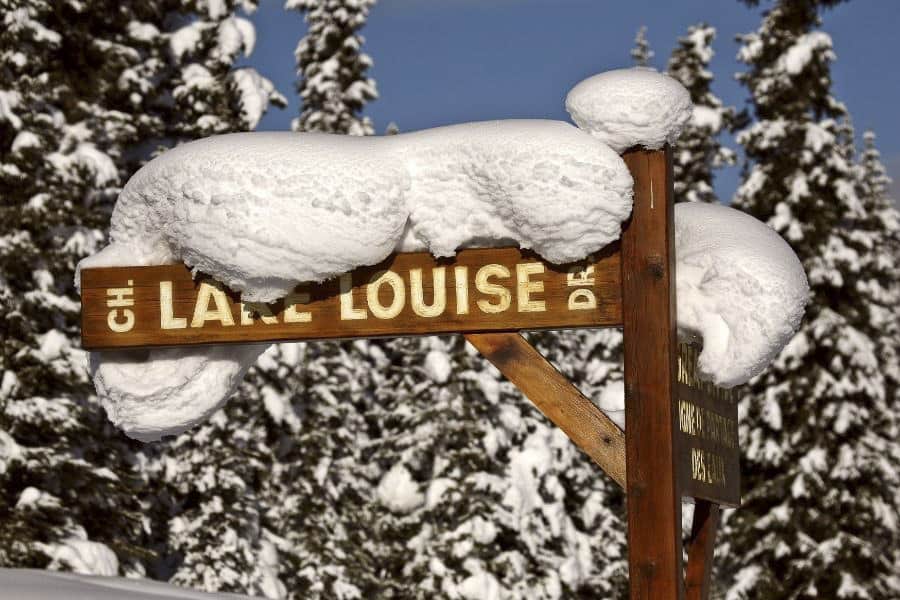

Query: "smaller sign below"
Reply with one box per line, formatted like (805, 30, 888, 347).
(676, 343, 741, 507)
(80, 247, 624, 350)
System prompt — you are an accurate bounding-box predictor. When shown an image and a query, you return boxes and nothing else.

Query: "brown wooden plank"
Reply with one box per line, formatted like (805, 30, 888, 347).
(685, 500, 720, 600)
(80, 246, 623, 351)
(465, 332, 626, 489)
(676, 344, 741, 507)
(621, 147, 684, 600)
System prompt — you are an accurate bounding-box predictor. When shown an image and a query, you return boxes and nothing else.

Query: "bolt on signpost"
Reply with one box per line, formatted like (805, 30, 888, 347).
(81, 147, 740, 600)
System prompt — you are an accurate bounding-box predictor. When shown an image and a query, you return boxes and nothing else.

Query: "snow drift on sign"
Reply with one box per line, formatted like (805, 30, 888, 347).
(675, 203, 808, 388)
(84, 204, 807, 441)
(88, 121, 633, 303)
(90, 345, 265, 443)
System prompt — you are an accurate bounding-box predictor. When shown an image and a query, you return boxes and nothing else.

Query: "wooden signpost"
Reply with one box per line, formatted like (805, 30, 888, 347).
(81, 247, 623, 350)
(80, 147, 740, 599)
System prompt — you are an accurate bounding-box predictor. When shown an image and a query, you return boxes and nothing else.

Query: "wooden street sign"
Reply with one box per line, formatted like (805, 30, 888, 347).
(676, 343, 741, 507)
(79, 147, 739, 600)
(80, 246, 622, 350)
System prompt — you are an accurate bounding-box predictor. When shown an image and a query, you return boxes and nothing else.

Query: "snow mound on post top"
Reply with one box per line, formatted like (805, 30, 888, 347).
(675, 203, 809, 388)
(100, 122, 633, 303)
(565, 67, 692, 153)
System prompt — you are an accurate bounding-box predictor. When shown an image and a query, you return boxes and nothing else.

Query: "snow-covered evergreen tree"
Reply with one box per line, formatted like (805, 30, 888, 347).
(273, 1, 633, 576)
(719, 2, 900, 597)
(135, 2, 288, 591)
(288, 0, 378, 135)
(314, 331, 629, 598)
(0, 0, 281, 581)
(630, 26, 654, 67)
(191, 4, 385, 596)
(666, 24, 738, 203)
(855, 131, 900, 590)
(157, 402, 284, 596)
(856, 131, 900, 393)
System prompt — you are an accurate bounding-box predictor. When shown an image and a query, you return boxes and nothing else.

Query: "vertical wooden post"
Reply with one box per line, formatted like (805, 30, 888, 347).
(685, 500, 721, 600)
(621, 147, 683, 600)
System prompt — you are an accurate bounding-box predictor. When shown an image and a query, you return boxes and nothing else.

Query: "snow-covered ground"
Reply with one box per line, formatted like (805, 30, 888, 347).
(0, 569, 259, 600)
(77, 67, 808, 441)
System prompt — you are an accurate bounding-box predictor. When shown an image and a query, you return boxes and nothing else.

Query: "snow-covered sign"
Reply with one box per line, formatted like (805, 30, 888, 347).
(676, 343, 740, 507)
(76, 68, 809, 600)
(79, 247, 622, 350)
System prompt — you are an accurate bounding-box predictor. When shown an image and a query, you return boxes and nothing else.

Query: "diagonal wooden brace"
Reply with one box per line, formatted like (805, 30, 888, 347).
(464, 331, 627, 489)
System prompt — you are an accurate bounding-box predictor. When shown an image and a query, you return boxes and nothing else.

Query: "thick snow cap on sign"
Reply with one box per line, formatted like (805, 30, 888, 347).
(98, 124, 633, 303)
(396, 120, 633, 263)
(565, 67, 693, 153)
(675, 203, 809, 388)
(105, 132, 410, 303)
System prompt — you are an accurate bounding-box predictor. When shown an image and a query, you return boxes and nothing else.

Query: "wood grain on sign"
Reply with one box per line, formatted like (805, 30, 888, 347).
(676, 343, 741, 507)
(621, 147, 684, 600)
(80, 246, 623, 350)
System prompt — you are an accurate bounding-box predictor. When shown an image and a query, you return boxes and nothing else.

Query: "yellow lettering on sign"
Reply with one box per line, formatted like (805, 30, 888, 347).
(516, 263, 546, 313)
(678, 343, 737, 403)
(367, 270, 405, 320)
(191, 282, 235, 327)
(240, 302, 279, 326)
(475, 264, 511, 314)
(108, 309, 134, 333)
(283, 291, 312, 323)
(679, 400, 737, 449)
(339, 274, 366, 320)
(410, 267, 446, 318)
(566, 264, 595, 286)
(454, 266, 469, 315)
(160, 281, 187, 329)
(691, 448, 726, 487)
(106, 280, 135, 333)
(566, 264, 596, 311)
(568, 289, 596, 310)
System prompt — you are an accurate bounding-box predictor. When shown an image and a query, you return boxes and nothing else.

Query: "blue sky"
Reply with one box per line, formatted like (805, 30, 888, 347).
(243, 0, 900, 201)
